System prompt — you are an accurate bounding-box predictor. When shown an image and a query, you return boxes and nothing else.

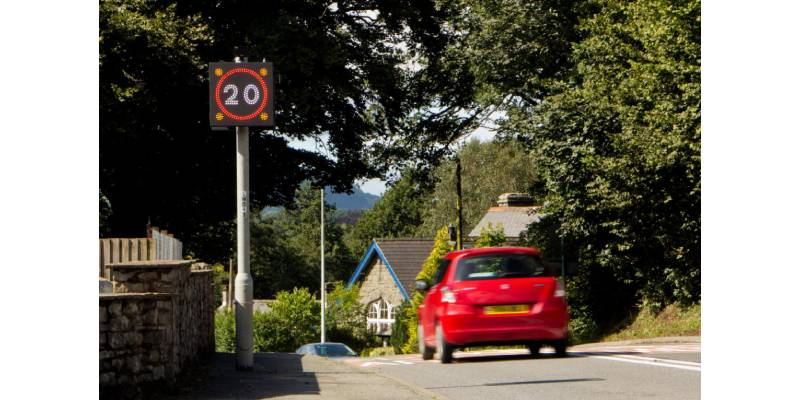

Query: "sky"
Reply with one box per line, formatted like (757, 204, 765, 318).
(287, 126, 496, 196)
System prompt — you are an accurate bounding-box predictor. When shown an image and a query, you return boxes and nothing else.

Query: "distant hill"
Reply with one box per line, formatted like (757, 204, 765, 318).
(325, 187, 380, 210)
(261, 186, 380, 217)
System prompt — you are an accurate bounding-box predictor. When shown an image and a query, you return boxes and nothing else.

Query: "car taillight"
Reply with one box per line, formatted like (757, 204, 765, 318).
(554, 281, 565, 298)
(441, 287, 456, 303)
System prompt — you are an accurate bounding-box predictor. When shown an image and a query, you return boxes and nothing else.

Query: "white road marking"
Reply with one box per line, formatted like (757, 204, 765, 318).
(590, 354, 701, 372)
(611, 354, 701, 367)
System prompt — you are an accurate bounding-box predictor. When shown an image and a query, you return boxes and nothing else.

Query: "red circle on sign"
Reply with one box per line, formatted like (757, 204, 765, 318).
(214, 68, 269, 121)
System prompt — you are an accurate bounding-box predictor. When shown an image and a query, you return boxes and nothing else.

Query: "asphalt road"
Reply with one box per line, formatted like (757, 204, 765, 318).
(339, 340, 700, 400)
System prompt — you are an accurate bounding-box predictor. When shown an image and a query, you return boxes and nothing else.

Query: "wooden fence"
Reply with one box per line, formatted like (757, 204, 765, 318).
(99, 228, 183, 278)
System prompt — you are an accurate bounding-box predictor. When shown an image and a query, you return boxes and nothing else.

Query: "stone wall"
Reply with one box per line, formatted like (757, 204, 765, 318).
(100, 293, 175, 395)
(357, 258, 405, 308)
(100, 260, 214, 397)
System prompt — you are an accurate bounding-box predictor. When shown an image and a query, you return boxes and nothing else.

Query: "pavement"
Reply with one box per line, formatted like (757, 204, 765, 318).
(157, 352, 439, 400)
(157, 337, 699, 400)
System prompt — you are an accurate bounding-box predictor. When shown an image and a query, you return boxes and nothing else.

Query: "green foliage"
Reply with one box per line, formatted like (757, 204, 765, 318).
(389, 301, 411, 353)
(214, 309, 236, 353)
(367, 347, 396, 357)
(417, 140, 539, 237)
(402, 226, 454, 353)
(100, 0, 463, 262)
(474, 223, 507, 248)
(603, 303, 700, 342)
(516, 0, 701, 312)
(251, 183, 357, 299)
(325, 282, 376, 354)
(345, 174, 430, 257)
(252, 288, 320, 352)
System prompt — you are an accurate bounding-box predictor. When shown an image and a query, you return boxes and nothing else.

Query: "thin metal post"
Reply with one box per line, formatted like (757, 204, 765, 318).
(234, 64, 254, 368)
(320, 188, 326, 343)
(455, 158, 463, 250)
(560, 235, 567, 300)
(228, 257, 234, 312)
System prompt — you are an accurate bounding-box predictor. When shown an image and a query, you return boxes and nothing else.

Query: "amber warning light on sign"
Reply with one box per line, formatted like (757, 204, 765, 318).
(209, 62, 274, 127)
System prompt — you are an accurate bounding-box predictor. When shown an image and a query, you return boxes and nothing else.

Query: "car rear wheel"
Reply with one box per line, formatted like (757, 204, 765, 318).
(527, 343, 541, 357)
(553, 340, 568, 357)
(435, 322, 453, 364)
(418, 324, 434, 360)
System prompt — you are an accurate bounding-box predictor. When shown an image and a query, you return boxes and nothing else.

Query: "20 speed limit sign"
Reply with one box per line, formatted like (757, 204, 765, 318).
(209, 62, 274, 127)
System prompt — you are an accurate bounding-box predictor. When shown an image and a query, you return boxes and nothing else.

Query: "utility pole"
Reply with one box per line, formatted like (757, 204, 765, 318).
(320, 188, 326, 343)
(233, 55, 254, 370)
(455, 158, 463, 250)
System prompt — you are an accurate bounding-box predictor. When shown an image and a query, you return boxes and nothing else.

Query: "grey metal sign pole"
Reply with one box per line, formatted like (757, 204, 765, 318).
(320, 188, 326, 343)
(235, 123, 254, 369)
(233, 56, 254, 370)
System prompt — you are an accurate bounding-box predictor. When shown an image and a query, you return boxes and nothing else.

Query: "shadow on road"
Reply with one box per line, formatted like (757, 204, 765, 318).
(156, 352, 320, 399)
(427, 377, 605, 390)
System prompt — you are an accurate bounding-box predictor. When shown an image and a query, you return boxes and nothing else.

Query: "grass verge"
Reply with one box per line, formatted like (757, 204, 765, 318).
(602, 303, 700, 342)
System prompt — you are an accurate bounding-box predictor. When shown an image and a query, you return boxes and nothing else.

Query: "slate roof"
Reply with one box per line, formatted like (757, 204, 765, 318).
(468, 206, 542, 238)
(373, 239, 434, 296)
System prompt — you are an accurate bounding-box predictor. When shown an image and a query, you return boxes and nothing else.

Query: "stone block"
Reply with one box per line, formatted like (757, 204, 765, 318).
(160, 269, 177, 282)
(138, 271, 159, 282)
(126, 355, 142, 374)
(123, 302, 139, 315)
(152, 365, 165, 379)
(123, 283, 145, 293)
(149, 350, 160, 363)
(109, 302, 122, 316)
(158, 310, 172, 326)
(100, 350, 112, 360)
(143, 309, 158, 326)
(99, 333, 107, 346)
(111, 357, 124, 371)
(110, 315, 130, 332)
(100, 306, 108, 323)
(109, 333, 126, 349)
(99, 372, 115, 386)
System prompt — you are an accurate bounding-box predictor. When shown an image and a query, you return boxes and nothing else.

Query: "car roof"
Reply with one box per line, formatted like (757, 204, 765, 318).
(444, 246, 540, 260)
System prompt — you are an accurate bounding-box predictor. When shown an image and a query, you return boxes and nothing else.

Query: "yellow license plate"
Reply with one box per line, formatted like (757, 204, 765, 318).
(484, 304, 530, 315)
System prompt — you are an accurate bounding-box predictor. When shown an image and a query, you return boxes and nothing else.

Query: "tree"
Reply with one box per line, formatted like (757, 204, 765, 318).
(401, 226, 453, 353)
(516, 0, 701, 310)
(100, 0, 464, 262)
(345, 173, 430, 257)
(416, 139, 539, 237)
(250, 183, 357, 299)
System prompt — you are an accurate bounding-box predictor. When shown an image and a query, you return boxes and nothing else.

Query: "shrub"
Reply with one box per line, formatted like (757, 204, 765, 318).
(367, 347, 396, 357)
(402, 226, 454, 353)
(325, 282, 377, 353)
(215, 309, 236, 352)
(389, 301, 410, 353)
(475, 223, 506, 248)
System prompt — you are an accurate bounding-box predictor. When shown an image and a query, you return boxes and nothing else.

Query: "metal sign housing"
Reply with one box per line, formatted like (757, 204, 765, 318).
(209, 62, 274, 127)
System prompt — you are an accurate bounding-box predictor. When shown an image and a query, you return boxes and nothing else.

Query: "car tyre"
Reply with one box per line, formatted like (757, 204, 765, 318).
(527, 343, 541, 358)
(435, 322, 453, 364)
(418, 324, 434, 360)
(553, 340, 568, 357)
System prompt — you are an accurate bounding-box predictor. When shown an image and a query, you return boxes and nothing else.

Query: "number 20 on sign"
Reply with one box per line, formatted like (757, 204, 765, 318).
(209, 62, 274, 127)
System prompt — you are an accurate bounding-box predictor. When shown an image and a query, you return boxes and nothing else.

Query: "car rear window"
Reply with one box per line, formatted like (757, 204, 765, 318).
(314, 344, 356, 357)
(455, 254, 553, 281)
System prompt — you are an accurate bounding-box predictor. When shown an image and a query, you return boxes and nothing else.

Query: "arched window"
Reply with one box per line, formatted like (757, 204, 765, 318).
(366, 299, 395, 336)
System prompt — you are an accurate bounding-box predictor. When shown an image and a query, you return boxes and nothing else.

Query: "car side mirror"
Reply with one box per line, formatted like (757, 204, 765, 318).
(415, 280, 429, 291)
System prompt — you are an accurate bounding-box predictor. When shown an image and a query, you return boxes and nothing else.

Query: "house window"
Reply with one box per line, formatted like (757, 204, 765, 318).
(367, 299, 394, 336)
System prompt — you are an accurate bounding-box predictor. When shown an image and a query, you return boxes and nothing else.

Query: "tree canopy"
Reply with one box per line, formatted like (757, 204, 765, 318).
(100, 0, 462, 261)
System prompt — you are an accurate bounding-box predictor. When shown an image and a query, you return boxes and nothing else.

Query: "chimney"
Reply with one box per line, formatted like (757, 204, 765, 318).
(497, 193, 534, 207)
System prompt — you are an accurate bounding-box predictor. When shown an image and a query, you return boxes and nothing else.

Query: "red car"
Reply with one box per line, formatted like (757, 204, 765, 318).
(416, 246, 569, 363)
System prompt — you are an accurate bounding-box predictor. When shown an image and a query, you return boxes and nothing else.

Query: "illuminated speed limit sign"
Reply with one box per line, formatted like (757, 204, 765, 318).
(209, 62, 274, 127)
